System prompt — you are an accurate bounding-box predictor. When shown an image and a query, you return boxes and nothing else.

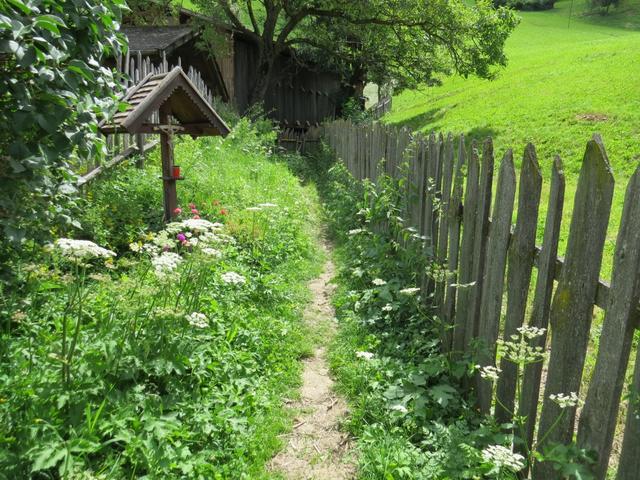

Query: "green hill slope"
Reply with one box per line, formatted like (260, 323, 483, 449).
(387, 0, 640, 276)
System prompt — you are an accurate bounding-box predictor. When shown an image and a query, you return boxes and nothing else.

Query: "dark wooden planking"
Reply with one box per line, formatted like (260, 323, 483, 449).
(518, 156, 565, 459)
(435, 134, 455, 311)
(495, 144, 543, 424)
(452, 142, 480, 353)
(617, 345, 640, 480)
(475, 150, 517, 414)
(534, 136, 614, 479)
(443, 136, 466, 352)
(464, 139, 495, 350)
(431, 134, 445, 258)
(578, 165, 640, 479)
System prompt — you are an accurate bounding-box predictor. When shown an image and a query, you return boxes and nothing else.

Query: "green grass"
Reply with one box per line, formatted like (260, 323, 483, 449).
(386, 0, 640, 278)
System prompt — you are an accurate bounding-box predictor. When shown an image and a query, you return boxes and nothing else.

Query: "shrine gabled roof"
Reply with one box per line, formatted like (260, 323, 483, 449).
(100, 66, 230, 137)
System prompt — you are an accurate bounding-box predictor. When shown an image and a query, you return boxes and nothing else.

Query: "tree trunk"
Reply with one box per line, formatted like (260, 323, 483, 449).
(247, 48, 276, 108)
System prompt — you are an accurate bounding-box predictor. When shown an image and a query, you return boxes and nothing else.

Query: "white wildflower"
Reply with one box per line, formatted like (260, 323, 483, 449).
(201, 247, 222, 258)
(151, 252, 182, 279)
(348, 228, 365, 235)
(246, 207, 262, 212)
(390, 404, 408, 414)
(549, 392, 581, 409)
(129, 242, 141, 253)
(355, 351, 374, 360)
(372, 278, 387, 286)
(477, 365, 502, 382)
(399, 287, 420, 295)
(516, 325, 546, 339)
(221, 271, 246, 285)
(382, 304, 393, 312)
(54, 239, 116, 260)
(186, 312, 208, 329)
(258, 203, 277, 208)
(481, 445, 525, 472)
(181, 218, 218, 233)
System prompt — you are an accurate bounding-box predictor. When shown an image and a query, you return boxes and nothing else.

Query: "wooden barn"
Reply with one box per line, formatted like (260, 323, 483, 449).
(119, 25, 229, 102)
(119, 8, 349, 127)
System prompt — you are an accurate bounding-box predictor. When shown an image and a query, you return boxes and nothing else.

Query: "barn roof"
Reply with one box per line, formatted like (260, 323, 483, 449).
(121, 26, 196, 56)
(100, 66, 230, 136)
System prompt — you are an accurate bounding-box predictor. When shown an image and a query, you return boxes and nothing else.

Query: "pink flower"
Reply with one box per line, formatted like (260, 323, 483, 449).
(193, 215, 201, 219)
(189, 203, 196, 209)
(191, 208, 199, 214)
(174, 207, 182, 214)
(177, 233, 186, 242)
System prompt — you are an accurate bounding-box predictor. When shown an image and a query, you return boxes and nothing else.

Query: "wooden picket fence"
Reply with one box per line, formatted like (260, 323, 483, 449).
(324, 119, 640, 480)
(79, 51, 215, 186)
(369, 96, 392, 119)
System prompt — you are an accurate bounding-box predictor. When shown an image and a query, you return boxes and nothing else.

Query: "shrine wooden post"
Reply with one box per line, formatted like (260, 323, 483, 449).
(99, 66, 230, 222)
(159, 105, 178, 221)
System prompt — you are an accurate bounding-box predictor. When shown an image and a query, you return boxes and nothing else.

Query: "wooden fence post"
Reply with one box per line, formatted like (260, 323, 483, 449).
(442, 136, 466, 352)
(452, 142, 480, 353)
(518, 156, 565, 460)
(495, 143, 542, 424)
(577, 164, 640, 479)
(476, 150, 516, 414)
(464, 139, 495, 350)
(534, 136, 614, 479)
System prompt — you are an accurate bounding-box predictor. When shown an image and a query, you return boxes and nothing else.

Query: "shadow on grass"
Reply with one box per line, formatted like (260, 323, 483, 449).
(385, 107, 449, 132)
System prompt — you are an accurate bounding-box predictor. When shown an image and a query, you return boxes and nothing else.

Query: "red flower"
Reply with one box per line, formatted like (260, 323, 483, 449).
(191, 208, 199, 214)
(219, 208, 227, 216)
(173, 207, 182, 214)
(193, 215, 201, 219)
(189, 203, 196, 209)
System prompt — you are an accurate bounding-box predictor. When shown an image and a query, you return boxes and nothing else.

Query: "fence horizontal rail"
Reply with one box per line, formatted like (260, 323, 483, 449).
(323, 118, 640, 480)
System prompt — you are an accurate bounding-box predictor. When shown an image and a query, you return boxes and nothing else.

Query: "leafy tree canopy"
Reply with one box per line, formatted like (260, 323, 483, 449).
(192, 0, 519, 105)
(0, 0, 126, 248)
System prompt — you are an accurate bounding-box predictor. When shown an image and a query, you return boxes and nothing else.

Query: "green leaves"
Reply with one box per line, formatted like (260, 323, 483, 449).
(0, 0, 126, 253)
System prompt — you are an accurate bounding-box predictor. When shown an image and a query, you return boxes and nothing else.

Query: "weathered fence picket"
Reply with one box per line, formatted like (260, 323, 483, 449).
(452, 144, 480, 353)
(495, 144, 542, 425)
(475, 150, 516, 414)
(577, 164, 640, 479)
(534, 137, 614, 479)
(517, 156, 565, 461)
(323, 119, 640, 479)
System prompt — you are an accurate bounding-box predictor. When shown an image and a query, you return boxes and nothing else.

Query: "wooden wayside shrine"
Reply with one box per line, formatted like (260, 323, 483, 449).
(100, 66, 230, 220)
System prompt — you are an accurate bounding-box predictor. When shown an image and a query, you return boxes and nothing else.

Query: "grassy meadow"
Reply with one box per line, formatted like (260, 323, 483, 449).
(386, 0, 640, 279)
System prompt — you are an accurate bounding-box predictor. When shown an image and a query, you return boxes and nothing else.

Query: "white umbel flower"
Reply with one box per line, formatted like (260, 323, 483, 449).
(477, 365, 502, 382)
(186, 312, 208, 329)
(221, 271, 246, 285)
(181, 219, 219, 233)
(348, 228, 365, 235)
(54, 239, 116, 260)
(372, 278, 386, 286)
(355, 351, 374, 360)
(151, 252, 182, 279)
(549, 392, 581, 409)
(481, 445, 525, 472)
(201, 247, 222, 258)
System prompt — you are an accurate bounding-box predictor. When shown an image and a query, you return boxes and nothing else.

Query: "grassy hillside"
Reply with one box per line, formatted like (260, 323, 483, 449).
(386, 0, 640, 277)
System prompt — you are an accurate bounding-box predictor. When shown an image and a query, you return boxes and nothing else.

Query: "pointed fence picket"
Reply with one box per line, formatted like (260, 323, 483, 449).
(323, 119, 640, 480)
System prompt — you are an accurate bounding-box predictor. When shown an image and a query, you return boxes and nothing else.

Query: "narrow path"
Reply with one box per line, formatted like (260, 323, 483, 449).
(269, 244, 356, 479)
